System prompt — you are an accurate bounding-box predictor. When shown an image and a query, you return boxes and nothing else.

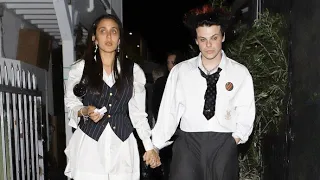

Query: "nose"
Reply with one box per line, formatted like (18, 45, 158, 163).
(106, 32, 111, 39)
(206, 40, 212, 47)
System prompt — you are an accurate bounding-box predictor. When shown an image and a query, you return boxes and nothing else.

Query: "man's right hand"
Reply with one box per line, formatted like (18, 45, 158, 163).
(143, 149, 161, 168)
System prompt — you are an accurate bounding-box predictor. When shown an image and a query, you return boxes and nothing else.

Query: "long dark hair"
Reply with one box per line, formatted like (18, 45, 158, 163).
(82, 14, 133, 94)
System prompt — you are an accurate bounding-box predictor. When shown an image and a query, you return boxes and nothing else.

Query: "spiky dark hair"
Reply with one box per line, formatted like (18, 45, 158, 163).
(183, 4, 231, 35)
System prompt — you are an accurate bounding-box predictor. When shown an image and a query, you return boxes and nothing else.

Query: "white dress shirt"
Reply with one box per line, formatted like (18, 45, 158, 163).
(64, 60, 152, 179)
(152, 51, 256, 150)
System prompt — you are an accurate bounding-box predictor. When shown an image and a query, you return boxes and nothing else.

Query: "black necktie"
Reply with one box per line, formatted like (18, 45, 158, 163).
(199, 67, 222, 120)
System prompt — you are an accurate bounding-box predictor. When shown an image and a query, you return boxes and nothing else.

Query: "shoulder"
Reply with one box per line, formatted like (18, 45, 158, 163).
(226, 56, 253, 87)
(168, 56, 197, 77)
(227, 57, 251, 77)
(133, 63, 146, 80)
(70, 59, 85, 71)
(67, 59, 85, 77)
(133, 62, 144, 74)
(132, 62, 146, 84)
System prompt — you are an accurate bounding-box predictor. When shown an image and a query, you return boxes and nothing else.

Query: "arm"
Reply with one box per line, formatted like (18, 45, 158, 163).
(232, 73, 256, 144)
(128, 64, 154, 151)
(64, 60, 87, 128)
(152, 65, 185, 150)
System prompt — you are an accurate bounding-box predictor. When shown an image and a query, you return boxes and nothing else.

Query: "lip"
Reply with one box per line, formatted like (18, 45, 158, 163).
(105, 42, 112, 46)
(206, 50, 214, 54)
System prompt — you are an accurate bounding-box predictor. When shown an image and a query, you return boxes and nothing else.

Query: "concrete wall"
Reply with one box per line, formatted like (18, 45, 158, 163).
(1, 9, 36, 59)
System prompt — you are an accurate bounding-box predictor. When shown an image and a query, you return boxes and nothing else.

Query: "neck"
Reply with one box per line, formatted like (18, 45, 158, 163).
(201, 51, 222, 71)
(100, 50, 116, 75)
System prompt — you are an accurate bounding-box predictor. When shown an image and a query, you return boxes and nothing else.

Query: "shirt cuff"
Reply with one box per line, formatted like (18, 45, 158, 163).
(67, 105, 84, 128)
(232, 132, 246, 144)
(142, 138, 154, 151)
(153, 141, 174, 151)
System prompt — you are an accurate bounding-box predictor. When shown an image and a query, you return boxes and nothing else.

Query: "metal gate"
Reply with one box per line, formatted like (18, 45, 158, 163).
(0, 58, 48, 180)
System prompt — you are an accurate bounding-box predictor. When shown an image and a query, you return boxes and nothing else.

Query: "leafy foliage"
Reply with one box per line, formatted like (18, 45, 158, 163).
(225, 10, 288, 179)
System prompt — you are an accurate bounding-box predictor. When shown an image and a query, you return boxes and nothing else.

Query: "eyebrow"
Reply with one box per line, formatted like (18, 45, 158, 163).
(98, 26, 118, 30)
(199, 34, 219, 38)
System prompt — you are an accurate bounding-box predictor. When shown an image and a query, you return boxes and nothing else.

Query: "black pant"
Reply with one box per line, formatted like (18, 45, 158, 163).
(169, 131, 239, 180)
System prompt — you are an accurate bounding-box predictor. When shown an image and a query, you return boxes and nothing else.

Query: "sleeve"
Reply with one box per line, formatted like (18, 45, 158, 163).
(128, 63, 154, 151)
(151, 65, 185, 150)
(232, 72, 256, 144)
(64, 60, 85, 129)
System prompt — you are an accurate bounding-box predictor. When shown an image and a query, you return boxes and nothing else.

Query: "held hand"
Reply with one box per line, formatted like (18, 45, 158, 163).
(143, 149, 161, 168)
(87, 106, 103, 123)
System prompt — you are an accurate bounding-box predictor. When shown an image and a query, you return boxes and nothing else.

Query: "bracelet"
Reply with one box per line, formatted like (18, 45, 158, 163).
(80, 107, 89, 121)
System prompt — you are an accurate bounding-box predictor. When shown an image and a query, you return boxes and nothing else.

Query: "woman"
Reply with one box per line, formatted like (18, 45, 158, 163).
(64, 14, 160, 180)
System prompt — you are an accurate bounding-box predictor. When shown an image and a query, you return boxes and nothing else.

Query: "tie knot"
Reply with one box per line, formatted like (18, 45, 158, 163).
(199, 67, 222, 83)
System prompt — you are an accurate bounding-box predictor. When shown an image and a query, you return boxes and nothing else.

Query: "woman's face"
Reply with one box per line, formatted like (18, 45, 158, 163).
(93, 18, 120, 53)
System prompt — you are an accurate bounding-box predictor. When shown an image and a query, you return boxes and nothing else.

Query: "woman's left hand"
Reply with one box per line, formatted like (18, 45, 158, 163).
(143, 149, 161, 168)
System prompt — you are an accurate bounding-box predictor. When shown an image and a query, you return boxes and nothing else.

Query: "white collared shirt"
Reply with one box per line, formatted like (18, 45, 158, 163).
(64, 59, 154, 151)
(151, 51, 256, 149)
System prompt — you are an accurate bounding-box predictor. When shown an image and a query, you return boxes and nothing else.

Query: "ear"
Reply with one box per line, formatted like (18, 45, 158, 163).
(118, 39, 120, 45)
(195, 39, 198, 45)
(222, 33, 225, 42)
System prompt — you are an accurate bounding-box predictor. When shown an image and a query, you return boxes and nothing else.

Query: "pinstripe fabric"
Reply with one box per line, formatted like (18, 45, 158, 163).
(79, 67, 134, 141)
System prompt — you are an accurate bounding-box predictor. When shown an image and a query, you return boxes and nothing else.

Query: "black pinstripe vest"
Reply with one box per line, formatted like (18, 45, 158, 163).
(79, 69, 134, 141)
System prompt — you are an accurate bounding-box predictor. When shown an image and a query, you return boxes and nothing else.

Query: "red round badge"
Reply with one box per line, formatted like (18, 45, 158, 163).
(225, 82, 233, 91)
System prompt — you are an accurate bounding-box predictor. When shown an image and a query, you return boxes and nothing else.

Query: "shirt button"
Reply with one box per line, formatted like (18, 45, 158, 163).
(109, 104, 112, 107)
(109, 93, 113, 96)
(108, 115, 111, 118)
(113, 126, 116, 129)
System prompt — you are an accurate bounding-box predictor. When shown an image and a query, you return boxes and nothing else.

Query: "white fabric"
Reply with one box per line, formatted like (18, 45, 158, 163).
(152, 51, 256, 150)
(64, 60, 153, 179)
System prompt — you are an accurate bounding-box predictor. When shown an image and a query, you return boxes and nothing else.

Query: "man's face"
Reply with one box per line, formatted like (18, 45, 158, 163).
(195, 25, 225, 62)
(167, 54, 176, 71)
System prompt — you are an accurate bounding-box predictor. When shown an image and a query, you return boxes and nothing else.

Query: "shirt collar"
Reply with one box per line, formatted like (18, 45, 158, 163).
(193, 50, 228, 75)
(102, 58, 120, 82)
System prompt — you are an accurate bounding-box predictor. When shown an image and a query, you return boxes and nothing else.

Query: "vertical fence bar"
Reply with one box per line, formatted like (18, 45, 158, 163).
(32, 74, 40, 180)
(4, 64, 14, 180)
(35, 74, 45, 180)
(0, 64, 8, 180)
(27, 72, 36, 180)
(22, 70, 31, 180)
(11, 65, 21, 180)
(17, 67, 26, 180)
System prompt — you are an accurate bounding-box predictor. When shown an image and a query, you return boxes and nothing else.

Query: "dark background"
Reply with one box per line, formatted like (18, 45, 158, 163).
(260, 0, 320, 179)
(123, 0, 237, 63)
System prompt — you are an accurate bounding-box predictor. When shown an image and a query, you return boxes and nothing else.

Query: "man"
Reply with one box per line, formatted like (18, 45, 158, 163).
(150, 4, 256, 180)
(152, 50, 184, 120)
